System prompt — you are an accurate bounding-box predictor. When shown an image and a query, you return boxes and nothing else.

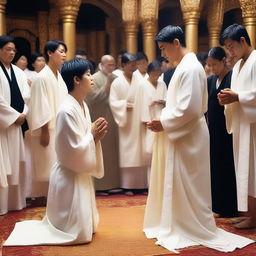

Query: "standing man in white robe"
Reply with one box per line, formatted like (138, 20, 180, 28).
(146, 25, 253, 253)
(0, 36, 30, 215)
(218, 24, 256, 229)
(4, 58, 108, 246)
(109, 53, 148, 195)
(28, 40, 67, 201)
(86, 55, 120, 193)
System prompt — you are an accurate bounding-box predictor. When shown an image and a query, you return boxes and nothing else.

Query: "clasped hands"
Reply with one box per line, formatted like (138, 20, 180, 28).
(92, 117, 108, 143)
(147, 119, 164, 132)
(217, 88, 239, 105)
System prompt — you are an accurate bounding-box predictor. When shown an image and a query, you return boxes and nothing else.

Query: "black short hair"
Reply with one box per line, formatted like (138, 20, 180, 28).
(208, 47, 226, 61)
(157, 56, 169, 64)
(121, 52, 136, 65)
(196, 52, 208, 67)
(11, 52, 27, 65)
(28, 52, 45, 70)
(136, 52, 148, 62)
(44, 40, 67, 62)
(155, 25, 186, 47)
(75, 50, 87, 56)
(147, 60, 162, 74)
(0, 35, 14, 48)
(220, 24, 251, 46)
(61, 58, 91, 92)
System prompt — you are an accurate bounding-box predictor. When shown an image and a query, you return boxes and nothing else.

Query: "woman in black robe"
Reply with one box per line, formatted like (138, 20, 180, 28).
(207, 47, 237, 217)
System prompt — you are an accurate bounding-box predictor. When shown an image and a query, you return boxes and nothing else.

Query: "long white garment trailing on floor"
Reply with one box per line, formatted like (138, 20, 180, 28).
(28, 65, 67, 197)
(143, 53, 254, 253)
(4, 94, 104, 246)
(225, 50, 256, 212)
(109, 72, 148, 188)
(0, 64, 29, 215)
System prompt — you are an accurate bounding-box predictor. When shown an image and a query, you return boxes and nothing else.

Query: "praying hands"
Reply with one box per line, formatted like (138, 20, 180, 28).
(147, 119, 164, 132)
(218, 88, 239, 105)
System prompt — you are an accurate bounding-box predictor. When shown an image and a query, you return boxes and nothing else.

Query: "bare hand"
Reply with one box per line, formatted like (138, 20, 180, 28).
(40, 130, 50, 147)
(92, 117, 108, 143)
(127, 102, 133, 110)
(147, 119, 164, 132)
(15, 114, 26, 126)
(151, 100, 166, 107)
(217, 88, 239, 105)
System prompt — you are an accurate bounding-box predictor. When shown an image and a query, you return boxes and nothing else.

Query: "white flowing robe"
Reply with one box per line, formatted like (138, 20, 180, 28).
(0, 64, 29, 215)
(109, 72, 148, 188)
(225, 50, 256, 211)
(28, 65, 67, 196)
(4, 94, 104, 246)
(145, 53, 254, 252)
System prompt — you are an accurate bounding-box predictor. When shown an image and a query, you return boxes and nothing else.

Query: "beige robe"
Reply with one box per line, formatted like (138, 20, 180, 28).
(109, 72, 148, 189)
(0, 64, 29, 215)
(28, 65, 67, 196)
(144, 53, 254, 252)
(225, 50, 256, 211)
(4, 94, 104, 246)
(86, 70, 120, 190)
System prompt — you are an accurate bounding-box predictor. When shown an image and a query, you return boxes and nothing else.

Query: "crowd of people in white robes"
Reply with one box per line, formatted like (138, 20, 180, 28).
(1, 22, 256, 253)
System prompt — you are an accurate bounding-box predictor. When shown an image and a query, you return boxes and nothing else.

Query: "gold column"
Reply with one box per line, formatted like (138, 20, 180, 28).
(57, 0, 81, 60)
(207, 0, 225, 48)
(0, 0, 7, 36)
(180, 0, 203, 53)
(140, 0, 159, 62)
(240, 0, 256, 49)
(122, 0, 138, 54)
(37, 11, 48, 53)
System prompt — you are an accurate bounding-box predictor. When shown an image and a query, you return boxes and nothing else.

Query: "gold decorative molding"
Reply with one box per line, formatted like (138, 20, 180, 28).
(0, 0, 6, 14)
(140, 0, 159, 21)
(122, 0, 138, 23)
(57, 0, 81, 23)
(180, 0, 202, 24)
(240, 0, 256, 18)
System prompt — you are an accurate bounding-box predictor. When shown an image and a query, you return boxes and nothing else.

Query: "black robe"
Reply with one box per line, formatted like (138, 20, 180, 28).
(207, 71, 237, 217)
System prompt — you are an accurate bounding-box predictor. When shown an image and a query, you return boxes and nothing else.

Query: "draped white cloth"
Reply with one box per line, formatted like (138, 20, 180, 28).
(144, 53, 254, 252)
(225, 50, 256, 211)
(0, 64, 29, 215)
(28, 65, 67, 196)
(4, 94, 104, 245)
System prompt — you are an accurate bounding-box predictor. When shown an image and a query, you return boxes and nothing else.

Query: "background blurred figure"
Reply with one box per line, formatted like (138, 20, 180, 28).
(113, 50, 126, 77)
(12, 53, 28, 71)
(0, 36, 29, 215)
(86, 55, 120, 194)
(26, 53, 46, 85)
(197, 52, 212, 77)
(134, 52, 149, 80)
(110, 53, 148, 196)
(207, 46, 237, 218)
(75, 50, 87, 59)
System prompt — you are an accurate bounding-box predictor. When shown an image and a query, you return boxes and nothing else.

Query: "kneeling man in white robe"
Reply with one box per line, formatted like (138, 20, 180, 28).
(146, 25, 254, 253)
(4, 58, 108, 246)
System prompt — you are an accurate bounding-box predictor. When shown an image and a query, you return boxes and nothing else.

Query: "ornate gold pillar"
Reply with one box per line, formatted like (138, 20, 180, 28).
(140, 0, 159, 62)
(122, 0, 138, 54)
(240, 0, 256, 49)
(106, 17, 118, 58)
(0, 0, 7, 36)
(57, 0, 81, 60)
(37, 11, 48, 53)
(207, 0, 225, 48)
(49, 5, 60, 41)
(180, 0, 203, 53)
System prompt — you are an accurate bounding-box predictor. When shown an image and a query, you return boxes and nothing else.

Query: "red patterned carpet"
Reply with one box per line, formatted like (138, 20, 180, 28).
(0, 194, 255, 256)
